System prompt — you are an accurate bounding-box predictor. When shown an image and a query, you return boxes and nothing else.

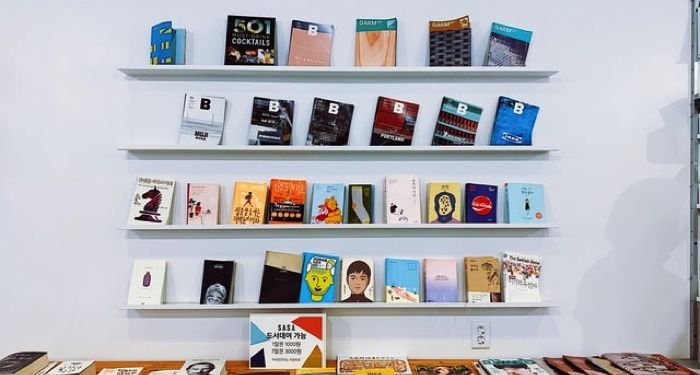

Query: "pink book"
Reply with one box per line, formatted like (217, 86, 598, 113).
(186, 183, 220, 225)
(423, 258, 458, 302)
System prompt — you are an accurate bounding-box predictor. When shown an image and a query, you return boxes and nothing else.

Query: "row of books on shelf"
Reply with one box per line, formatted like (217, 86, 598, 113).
(127, 251, 542, 306)
(128, 177, 546, 226)
(180, 95, 538, 147)
(152, 16, 532, 67)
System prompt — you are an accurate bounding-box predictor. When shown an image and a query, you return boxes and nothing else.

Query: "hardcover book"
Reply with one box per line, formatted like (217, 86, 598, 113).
(561, 356, 608, 375)
(477, 359, 546, 375)
(310, 183, 345, 224)
(299, 252, 340, 303)
(423, 258, 458, 302)
(180, 360, 226, 375)
(429, 16, 471, 66)
(306, 98, 355, 146)
(432, 97, 482, 146)
(179, 94, 226, 145)
(250, 313, 326, 369)
(427, 182, 462, 224)
(600, 354, 695, 375)
(384, 175, 421, 224)
(355, 18, 397, 66)
(490, 96, 539, 146)
(542, 358, 583, 375)
(465, 183, 498, 223)
(200, 260, 236, 304)
(385, 258, 420, 303)
(225, 16, 276, 65)
(249, 97, 294, 146)
(585, 358, 628, 375)
(416, 366, 471, 375)
(231, 181, 268, 225)
(127, 176, 175, 225)
(484, 22, 533, 67)
(288, 20, 334, 66)
(370, 96, 419, 146)
(186, 183, 219, 225)
(97, 369, 143, 375)
(0, 352, 48, 375)
(337, 357, 411, 375)
(347, 184, 373, 224)
(340, 258, 374, 302)
(464, 256, 501, 303)
(504, 183, 545, 224)
(267, 179, 306, 224)
(127, 259, 167, 306)
(259, 251, 303, 303)
(47, 362, 96, 375)
(150, 21, 176, 65)
(502, 252, 542, 303)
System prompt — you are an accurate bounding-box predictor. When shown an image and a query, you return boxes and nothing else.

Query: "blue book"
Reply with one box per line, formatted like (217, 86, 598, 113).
(385, 258, 420, 303)
(485, 22, 532, 67)
(150, 21, 176, 65)
(505, 183, 545, 224)
(299, 252, 340, 303)
(490, 96, 539, 146)
(174, 28, 186, 65)
(310, 183, 345, 224)
(465, 183, 498, 223)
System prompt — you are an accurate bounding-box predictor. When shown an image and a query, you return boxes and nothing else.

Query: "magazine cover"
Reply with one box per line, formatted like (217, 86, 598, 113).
(288, 20, 334, 66)
(429, 16, 471, 67)
(490, 96, 539, 146)
(484, 22, 533, 67)
(370, 96, 419, 146)
(432, 97, 481, 146)
(179, 94, 226, 145)
(478, 359, 547, 375)
(306, 98, 354, 145)
(355, 18, 397, 66)
(502, 252, 542, 303)
(249, 97, 294, 145)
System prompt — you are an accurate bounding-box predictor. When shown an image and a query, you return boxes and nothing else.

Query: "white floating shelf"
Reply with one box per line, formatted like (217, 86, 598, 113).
(120, 145, 557, 155)
(121, 301, 556, 311)
(120, 223, 557, 231)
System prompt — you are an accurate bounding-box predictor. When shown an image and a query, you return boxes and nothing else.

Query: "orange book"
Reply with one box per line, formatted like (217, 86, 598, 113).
(354, 18, 397, 66)
(268, 179, 307, 224)
(230, 181, 268, 224)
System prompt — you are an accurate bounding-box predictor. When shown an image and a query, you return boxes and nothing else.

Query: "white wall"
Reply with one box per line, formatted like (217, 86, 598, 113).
(0, 0, 690, 360)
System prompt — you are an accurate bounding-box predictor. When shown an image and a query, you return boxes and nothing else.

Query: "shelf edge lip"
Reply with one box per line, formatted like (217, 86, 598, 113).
(119, 301, 556, 311)
(118, 223, 559, 230)
(117, 145, 559, 153)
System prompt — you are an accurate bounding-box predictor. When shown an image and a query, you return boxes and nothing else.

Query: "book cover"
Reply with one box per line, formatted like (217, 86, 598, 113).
(355, 18, 397, 66)
(429, 16, 471, 67)
(427, 182, 462, 224)
(432, 97, 482, 146)
(490, 96, 539, 146)
(484, 22, 533, 67)
(199, 260, 236, 304)
(180, 360, 226, 375)
(34, 363, 59, 375)
(127, 259, 167, 306)
(505, 183, 545, 224)
(288, 20, 334, 66)
(225, 16, 276, 65)
(249, 313, 326, 369)
(179, 94, 227, 145)
(542, 359, 583, 375)
(465, 183, 498, 223)
(174, 29, 186, 65)
(337, 357, 411, 375)
(97, 369, 143, 375)
(370, 96, 419, 146)
(477, 359, 546, 375)
(259, 251, 303, 303)
(423, 258, 458, 302)
(585, 358, 628, 375)
(340, 258, 374, 302)
(186, 183, 219, 225)
(464, 256, 501, 303)
(385, 258, 420, 303)
(384, 175, 421, 224)
(249, 97, 294, 146)
(306, 98, 354, 146)
(127, 176, 175, 225)
(47, 362, 96, 375)
(561, 356, 608, 375)
(600, 354, 695, 375)
(0, 352, 48, 375)
(299, 252, 340, 303)
(268, 179, 306, 224)
(347, 184, 373, 224)
(231, 181, 268, 224)
(150, 21, 176, 65)
(502, 252, 542, 303)
(416, 366, 471, 375)
(310, 183, 345, 224)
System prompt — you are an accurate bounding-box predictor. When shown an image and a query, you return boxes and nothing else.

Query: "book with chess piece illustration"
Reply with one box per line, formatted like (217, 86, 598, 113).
(127, 177, 175, 225)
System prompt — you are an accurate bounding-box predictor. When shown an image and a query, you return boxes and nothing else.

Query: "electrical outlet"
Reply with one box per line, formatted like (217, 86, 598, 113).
(471, 321, 491, 349)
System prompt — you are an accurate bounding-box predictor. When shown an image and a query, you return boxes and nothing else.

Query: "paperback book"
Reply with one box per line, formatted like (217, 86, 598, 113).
(600, 354, 695, 375)
(542, 358, 583, 375)
(423, 258, 458, 302)
(180, 360, 226, 375)
(127, 177, 175, 225)
(97, 369, 143, 375)
(0, 352, 49, 375)
(502, 252, 542, 303)
(416, 366, 471, 375)
(355, 18, 397, 66)
(200, 260, 236, 304)
(370, 96, 419, 146)
(490, 96, 539, 146)
(432, 97, 482, 146)
(504, 183, 545, 224)
(259, 251, 303, 303)
(33, 362, 58, 375)
(464, 256, 501, 303)
(127, 259, 167, 306)
(150, 21, 181, 65)
(337, 357, 411, 375)
(427, 182, 462, 224)
(231, 181, 268, 225)
(478, 359, 546, 375)
(310, 183, 345, 224)
(249, 313, 326, 369)
(47, 362, 96, 375)
(384, 175, 421, 224)
(225, 16, 276, 65)
(429, 16, 471, 66)
(586, 358, 627, 375)
(347, 184, 373, 224)
(561, 356, 608, 375)
(267, 179, 306, 224)
(249, 97, 294, 146)
(306, 98, 355, 146)
(299, 252, 340, 303)
(186, 183, 219, 225)
(340, 258, 374, 302)
(465, 183, 498, 223)
(179, 94, 226, 145)
(484, 22, 533, 67)
(288, 20, 334, 66)
(385, 258, 420, 303)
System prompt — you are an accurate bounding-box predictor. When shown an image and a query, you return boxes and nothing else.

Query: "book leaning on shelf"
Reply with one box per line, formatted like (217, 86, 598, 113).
(288, 20, 334, 66)
(186, 183, 219, 225)
(179, 94, 226, 145)
(249, 97, 294, 146)
(355, 18, 397, 66)
(150, 21, 185, 65)
(501, 252, 542, 303)
(127, 177, 175, 225)
(490, 96, 539, 146)
(299, 252, 340, 303)
(127, 259, 166, 306)
(384, 175, 421, 224)
(429, 15, 471, 67)
(484, 22, 533, 67)
(230, 181, 268, 224)
(310, 183, 345, 224)
(225, 16, 276, 65)
(200, 260, 236, 305)
(340, 258, 374, 302)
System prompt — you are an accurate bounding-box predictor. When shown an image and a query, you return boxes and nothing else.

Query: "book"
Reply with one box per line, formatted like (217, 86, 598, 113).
(186, 183, 219, 225)
(267, 179, 306, 224)
(485, 22, 533, 67)
(180, 360, 226, 375)
(0, 352, 48, 375)
(370, 96, 419, 146)
(174, 28, 186, 65)
(464, 256, 501, 303)
(347, 184, 373, 224)
(231, 181, 268, 225)
(504, 183, 545, 224)
(199, 260, 236, 304)
(249, 97, 294, 146)
(35, 363, 59, 375)
(427, 182, 462, 224)
(465, 183, 498, 223)
(385, 258, 420, 303)
(423, 258, 458, 302)
(259, 251, 303, 303)
(384, 175, 421, 224)
(600, 354, 695, 375)
(584, 358, 628, 375)
(477, 359, 546, 375)
(288, 20, 334, 66)
(127, 177, 175, 225)
(97, 369, 143, 375)
(502, 252, 542, 303)
(310, 183, 345, 224)
(429, 16, 471, 67)
(340, 258, 374, 302)
(296, 369, 336, 375)
(225, 16, 276, 65)
(299, 252, 340, 303)
(306, 98, 354, 146)
(431, 97, 482, 146)
(416, 366, 472, 375)
(337, 357, 411, 375)
(150, 21, 176, 65)
(179, 94, 226, 145)
(561, 356, 608, 375)
(250, 313, 326, 369)
(490, 96, 539, 146)
(355, 18, 397, 66)
(542, 359, 583, 375)
(127, 259, 167, 306)
(47, 362, 96, 375)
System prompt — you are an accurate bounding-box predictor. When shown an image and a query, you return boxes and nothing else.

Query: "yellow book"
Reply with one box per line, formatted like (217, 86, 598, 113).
(295, 368, 337, 375)
(230, 181, 268, 224)
(427, 182, 463, 223)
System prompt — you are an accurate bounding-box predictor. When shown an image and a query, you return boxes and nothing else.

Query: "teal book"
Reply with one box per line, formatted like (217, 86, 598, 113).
(175, 28, 186, 64)
(385, 258, 420, 303)
(505, 183, 545, 224)
(299, 252, 340, 303)
(310, 183, 345, 224)
(485, 22, 533, 67)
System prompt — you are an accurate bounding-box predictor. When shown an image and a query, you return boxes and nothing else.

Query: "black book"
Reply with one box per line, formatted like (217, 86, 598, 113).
(200, 260, 236, 304)
(259, 251, 303, 303)
(0, 352, 48, 375)
(249, 97, 295, 145)
(225, 16, 276, 65)
(306, 98, 354, 145)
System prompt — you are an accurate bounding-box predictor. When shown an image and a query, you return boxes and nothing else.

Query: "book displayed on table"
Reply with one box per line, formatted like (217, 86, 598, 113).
(384, 175, 421, 224)
(225, 16, 276, 65)
(505, 183, 545, 224)
(585, 358, 629, 375)
(249, 97, 294, 146)
(423, 258, 458, 302)
(299, 252, 340, 303)
(542, 357, 583, 375)
(288, 20, 334, 66)
(600, 354, 695, 375)
(34, 363, 59, 375)
(427, 182, 463, 224)
(416, 365, 472, 375)
(432, 97, 482, 146)
(371, 96, 419, 146)
(250, 313, 326, 369)
(97, 368, 143, 375)
(180, 360, 226, 375)
(179, 94, 226, 145)
(346, 184, 373, 224)
(267, 179, 307, 224)
(340, 258, 374, 302)
(310, 183, 345, 224)
(502, 252, 542, 303)
(259, 251, 303, 303)
(561, 356, 608, 375)
(490, 96, 539, 146)
(429, 15, 471, 66)
(186, 183, 219, 225)
(127, 177, 175, 225)
(0, 352, 49, 375)
(199, 260, 236, 304)
(46, 362, 96, 375)
(355, 18, 397, 66)
(484, 22, 532, 67)
(337, 357, 411, 375)
(306, 98, 355, 146)
(465, 183, 498, 223)
(478, 359, 546, 375)
(127, 259, 167, 306)
(231, 181, 268, 224)
(385, 258, 420, 303)
(465, 256, 501, 303)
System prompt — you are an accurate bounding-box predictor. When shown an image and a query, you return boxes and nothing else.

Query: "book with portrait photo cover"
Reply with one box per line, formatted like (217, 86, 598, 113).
(199, 260, 236, 304)
(340, 258, 374, 302)
(180, 360, 227, 375)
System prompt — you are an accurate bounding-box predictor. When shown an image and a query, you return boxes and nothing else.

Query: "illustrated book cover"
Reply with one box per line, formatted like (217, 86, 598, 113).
(46, 362, 96, 375)
(432, 97, 481, 146)
(231, 181, 268, 225)
(150, 21, 178, 65)
(484, 22, 533, 67)
(423, 258, 458, 302)
(429, 15, 471, 66)
(347, 184, 373, 224)
(32, 362, 58, 375)
(370, 96, 419, 146)
(127, 177, 175, 225)
(249, 97, 294, 146)
(180, 360, 226, 375)
(504, 183, 545, 224)
(465, 183, 498, 223)
(561, 356, 608, 375)
(179, 94, 226, 145)
(502, 252, 542, 303)
(490, 96, 539, 146)
(259, 251, 303, 303)
(477, 359, 546, 375)
(600, 354, 695, 375)
(225, 16, 276, 65)
(385, 258, 420, 303)
(310, 183, 345, 224)
(186, 183, 219, 225)
(337, 357, 411, 375)
(306, 98, 354, 146)
(464, 256, 501, 303)
(427, 182, 462, 224)
(288, 20, 334, 66)
(340, 258, 374, 302)
(267, 179, 306, 224)
(384, 175, 421, 224)
(250, 313, 326, 369)
(355, 18, 397, 66)
(127, 259, 167, 306)
(200, 260, 236, 304)
(416, 366, 471, 375)
(0, 352, 48, 375)
(299, 252, 340, 303)
(541, 359, 582, 375)
(585, 358, 627, 375)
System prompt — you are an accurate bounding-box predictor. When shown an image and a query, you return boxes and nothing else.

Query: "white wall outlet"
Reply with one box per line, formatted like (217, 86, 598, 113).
(471, 321, 491, 349)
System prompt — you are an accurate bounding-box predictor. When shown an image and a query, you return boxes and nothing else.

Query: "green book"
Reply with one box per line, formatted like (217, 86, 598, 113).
(347, 184, 373, 224)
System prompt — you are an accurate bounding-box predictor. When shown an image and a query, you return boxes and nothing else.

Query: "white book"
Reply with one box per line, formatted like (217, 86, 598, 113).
(46, 362, 95, 375)
(97, 369, 142, 375)
(127, 259, 167, 305)
(179, 94, 226, 145)
(127, 176, 176, 225)
(384, 175, 421, 224)
(501, 252, 542, 303)
(340, 258, 374, 302)
(180, 360, 226, 375)
(35, 362, 60, 375)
